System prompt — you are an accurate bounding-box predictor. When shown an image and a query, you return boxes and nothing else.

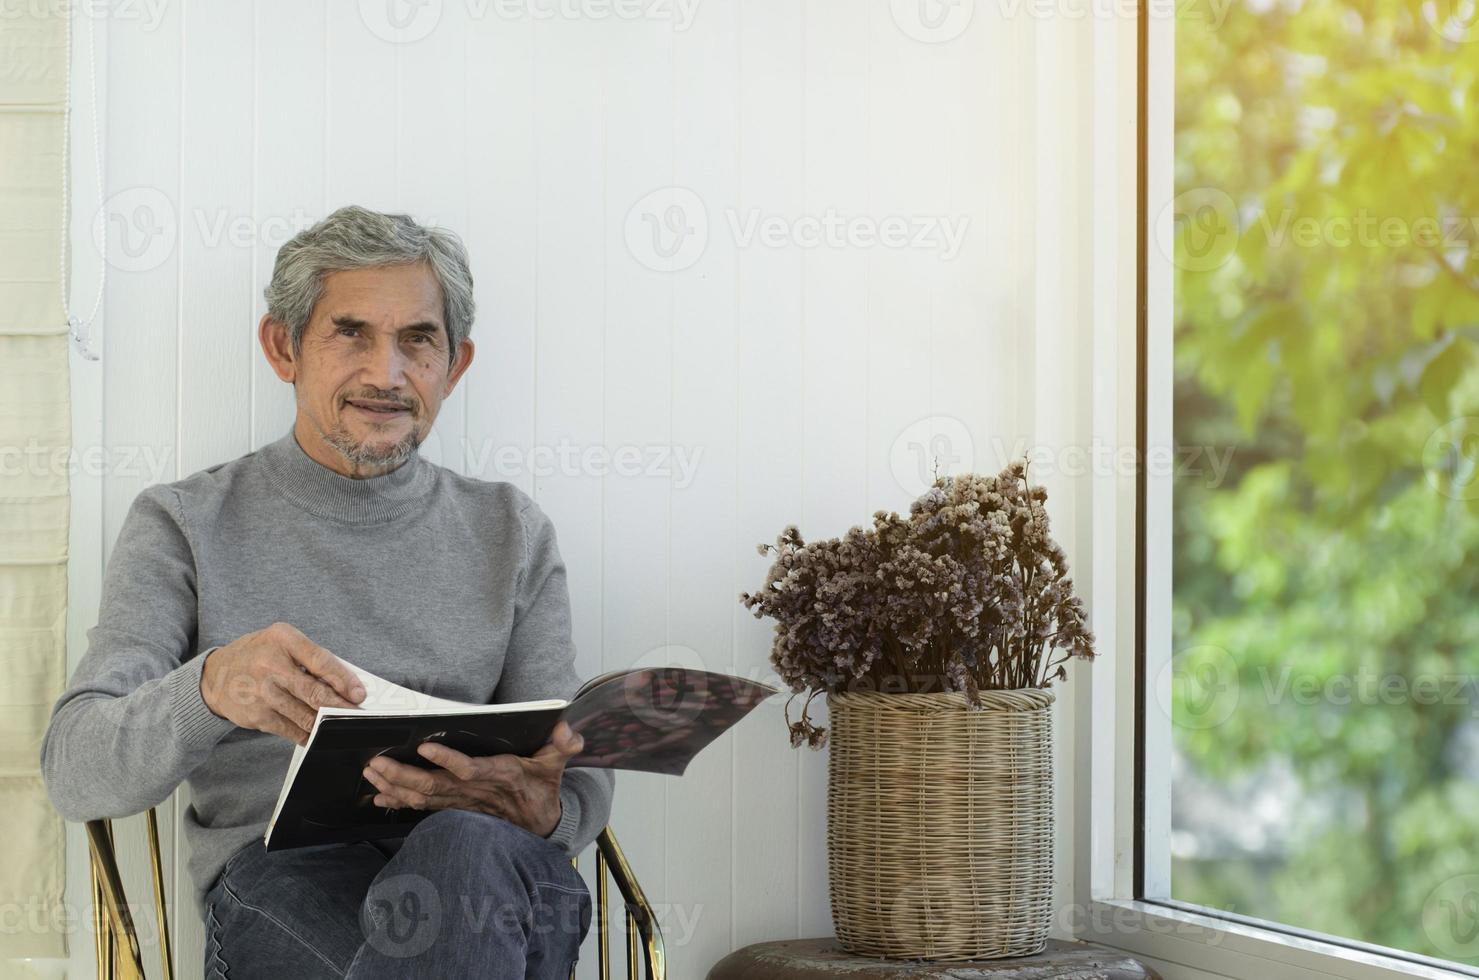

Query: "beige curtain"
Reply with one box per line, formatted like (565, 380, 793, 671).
(0, 7, 72, 963)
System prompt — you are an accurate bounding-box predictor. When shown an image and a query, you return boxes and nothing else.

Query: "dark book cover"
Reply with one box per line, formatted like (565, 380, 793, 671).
(265, 667, 781, 851)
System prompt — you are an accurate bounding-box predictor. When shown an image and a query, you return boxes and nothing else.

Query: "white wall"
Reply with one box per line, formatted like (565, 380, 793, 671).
(45, 0, 1108, 977)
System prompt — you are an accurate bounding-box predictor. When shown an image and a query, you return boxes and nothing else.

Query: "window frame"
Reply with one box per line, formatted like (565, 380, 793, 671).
(1076, 3, 1479, 977)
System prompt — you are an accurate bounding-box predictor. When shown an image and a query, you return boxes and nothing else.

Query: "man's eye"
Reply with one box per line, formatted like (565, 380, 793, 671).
(409, 333, 433, 345)
(338, 326, 359, 337)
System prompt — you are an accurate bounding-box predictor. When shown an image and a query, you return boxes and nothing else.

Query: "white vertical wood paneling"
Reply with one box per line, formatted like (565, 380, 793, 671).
(61, 2, 1106, 977)
(934, 6, 1012, 479)
(530, 13, 606, 691)
(667, 0, 741, 972)
(864, 3, 940, 517)
(178, 0, 253, 474)
(463, 10, 538, 498)
(99, 6, 187, 978)
(798, 0, 867, 942)
(325, 7, 397, 212)
(600, 13, 674, 976)
(253, 0, 328, 449)
(732, 0, 805, 950)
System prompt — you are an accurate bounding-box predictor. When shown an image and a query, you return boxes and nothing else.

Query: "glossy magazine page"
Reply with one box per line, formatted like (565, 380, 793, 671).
(562, 667, 783, 776)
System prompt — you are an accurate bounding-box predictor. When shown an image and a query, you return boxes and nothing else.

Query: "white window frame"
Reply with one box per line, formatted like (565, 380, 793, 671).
(1075, 5, 1478, 978)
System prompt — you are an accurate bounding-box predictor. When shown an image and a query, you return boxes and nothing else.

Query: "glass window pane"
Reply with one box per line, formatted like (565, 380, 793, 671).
(1168, 0, 1479, 965)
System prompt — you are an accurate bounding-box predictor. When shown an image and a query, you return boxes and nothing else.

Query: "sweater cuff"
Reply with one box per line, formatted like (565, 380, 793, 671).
(166, 647, 237, 749)
(543, 781, 581, 853)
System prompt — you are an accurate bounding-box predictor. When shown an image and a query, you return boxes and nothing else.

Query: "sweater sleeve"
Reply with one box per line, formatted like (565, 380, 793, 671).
(39, 485, 237, 822)
(493, 496, 615, 855)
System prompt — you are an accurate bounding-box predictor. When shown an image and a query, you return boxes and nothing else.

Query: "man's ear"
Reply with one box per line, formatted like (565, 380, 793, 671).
(260, 315, 298, 384)
(444, 338, 475, 396)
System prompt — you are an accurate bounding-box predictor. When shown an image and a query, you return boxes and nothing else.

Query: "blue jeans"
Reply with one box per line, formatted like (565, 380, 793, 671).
(203, 810, 591, 979)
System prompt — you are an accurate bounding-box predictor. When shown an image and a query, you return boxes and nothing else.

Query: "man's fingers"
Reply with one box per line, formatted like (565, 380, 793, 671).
(260, 674, 318, 737)
(280, 668, 358, 712)
(415, 742, 479, 781)
(282, 633, 366, 705)
(531, 722, 584, 768)
(553, 721, 584, 756)
(262, 708, 312, 747)
(364, 758, 445, 801)
(373, 787, 442, 811)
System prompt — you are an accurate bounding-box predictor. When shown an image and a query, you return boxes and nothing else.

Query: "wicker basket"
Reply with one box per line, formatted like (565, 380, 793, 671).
(825, 688, 1055, 961)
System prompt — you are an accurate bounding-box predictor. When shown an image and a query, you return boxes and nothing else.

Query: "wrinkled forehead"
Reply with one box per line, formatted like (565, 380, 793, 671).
(313, 263, 446, 334)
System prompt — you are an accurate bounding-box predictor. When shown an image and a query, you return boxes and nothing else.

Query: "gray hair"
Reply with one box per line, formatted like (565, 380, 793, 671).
(264, 205, 475, 363)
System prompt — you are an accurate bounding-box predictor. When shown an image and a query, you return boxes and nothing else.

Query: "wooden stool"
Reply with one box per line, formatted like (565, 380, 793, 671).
(708, 938, 1161, 979)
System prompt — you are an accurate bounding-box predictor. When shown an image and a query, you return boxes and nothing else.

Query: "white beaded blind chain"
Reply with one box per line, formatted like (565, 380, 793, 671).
(60, 6, 105, 362)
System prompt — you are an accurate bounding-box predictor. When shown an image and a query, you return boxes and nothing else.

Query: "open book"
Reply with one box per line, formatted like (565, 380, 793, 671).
(264, 661, 783, 850)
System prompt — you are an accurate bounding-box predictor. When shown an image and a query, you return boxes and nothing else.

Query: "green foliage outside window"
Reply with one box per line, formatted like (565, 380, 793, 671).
(1170, 0, 1479, 962)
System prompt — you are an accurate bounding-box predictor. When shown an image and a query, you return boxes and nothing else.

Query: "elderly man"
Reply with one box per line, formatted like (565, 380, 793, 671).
(39, 205, 613, 979)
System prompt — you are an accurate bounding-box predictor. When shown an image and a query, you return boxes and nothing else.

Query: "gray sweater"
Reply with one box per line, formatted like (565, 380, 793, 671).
(39, 427, 614, 921)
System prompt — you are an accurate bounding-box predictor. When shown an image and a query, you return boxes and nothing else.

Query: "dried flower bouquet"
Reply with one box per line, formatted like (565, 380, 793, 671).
(741, 461, 1096, 747)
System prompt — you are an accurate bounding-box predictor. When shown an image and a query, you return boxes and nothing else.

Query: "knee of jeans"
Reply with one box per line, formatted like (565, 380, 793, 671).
(411, 810, 561, 872)
(413, 808, 507, 846)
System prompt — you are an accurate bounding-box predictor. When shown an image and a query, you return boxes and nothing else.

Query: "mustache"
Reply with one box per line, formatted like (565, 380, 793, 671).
(344, 392, 417, 411)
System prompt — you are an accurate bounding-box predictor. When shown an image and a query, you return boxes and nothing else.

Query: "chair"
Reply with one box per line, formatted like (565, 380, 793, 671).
(84, 810, 666, 980)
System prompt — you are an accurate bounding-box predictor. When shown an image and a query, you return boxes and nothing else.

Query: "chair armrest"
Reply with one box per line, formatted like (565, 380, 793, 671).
(84, 810, 172, 980)
(596, 826, 667, 980)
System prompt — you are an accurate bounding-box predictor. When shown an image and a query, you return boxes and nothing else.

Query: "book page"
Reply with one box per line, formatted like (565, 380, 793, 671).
(331, 661, 565, 714)
(342, 662, 493, 713)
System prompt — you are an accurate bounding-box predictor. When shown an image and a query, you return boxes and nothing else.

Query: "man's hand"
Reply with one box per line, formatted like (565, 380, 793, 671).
(200, 622, 366, 746)
(360, 721, 584, 838)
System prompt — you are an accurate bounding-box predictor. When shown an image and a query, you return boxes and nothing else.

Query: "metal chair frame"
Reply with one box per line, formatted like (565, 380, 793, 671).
(84, 810, 666, 980)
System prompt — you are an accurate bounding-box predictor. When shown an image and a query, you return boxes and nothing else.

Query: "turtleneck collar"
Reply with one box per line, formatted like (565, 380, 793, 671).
(258, 426, 437, 525)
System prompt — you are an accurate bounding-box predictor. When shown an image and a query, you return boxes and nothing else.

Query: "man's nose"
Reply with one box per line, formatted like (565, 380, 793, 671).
(365, 337, 411, 389)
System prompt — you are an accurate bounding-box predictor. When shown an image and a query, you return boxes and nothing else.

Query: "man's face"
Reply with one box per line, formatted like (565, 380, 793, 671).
(266, 262, 473, 477)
